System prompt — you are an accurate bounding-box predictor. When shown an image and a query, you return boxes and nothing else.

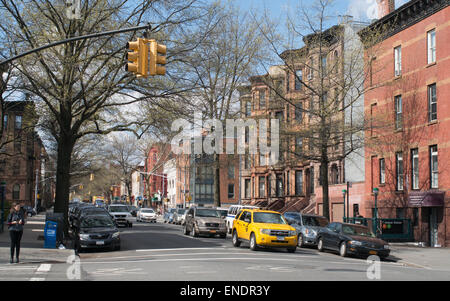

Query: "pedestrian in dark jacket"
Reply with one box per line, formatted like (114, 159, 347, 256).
(7, 203, 25, 264)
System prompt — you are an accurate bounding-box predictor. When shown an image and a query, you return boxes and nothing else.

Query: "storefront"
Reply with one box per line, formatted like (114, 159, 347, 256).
(409, 191, 446, 247)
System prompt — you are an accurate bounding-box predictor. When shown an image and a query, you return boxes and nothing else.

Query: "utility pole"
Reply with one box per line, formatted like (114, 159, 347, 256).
(34, 169, 39, 213)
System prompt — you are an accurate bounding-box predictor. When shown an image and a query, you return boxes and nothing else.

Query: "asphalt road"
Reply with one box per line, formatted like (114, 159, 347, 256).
(2, 218, 450, 282)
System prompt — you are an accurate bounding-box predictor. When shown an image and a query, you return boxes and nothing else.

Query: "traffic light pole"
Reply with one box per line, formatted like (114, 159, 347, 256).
(0, 24, 152, 67)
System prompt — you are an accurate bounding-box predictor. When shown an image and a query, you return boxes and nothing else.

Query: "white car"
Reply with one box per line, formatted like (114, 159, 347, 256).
(137, 208, 157, 223)
(225, 205, 259, 234)
(108, 204, 133, 227)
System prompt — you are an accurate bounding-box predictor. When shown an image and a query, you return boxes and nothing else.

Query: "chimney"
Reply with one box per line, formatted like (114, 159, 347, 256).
(377, 0, 395, 18)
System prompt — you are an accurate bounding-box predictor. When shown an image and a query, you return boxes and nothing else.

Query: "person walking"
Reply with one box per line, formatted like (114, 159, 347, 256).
(7, 203, 25, 264)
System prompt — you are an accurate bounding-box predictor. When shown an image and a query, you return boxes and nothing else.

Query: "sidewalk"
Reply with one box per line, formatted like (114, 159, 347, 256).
(0, 212, 74, 265)
(388, 244, 450, 271)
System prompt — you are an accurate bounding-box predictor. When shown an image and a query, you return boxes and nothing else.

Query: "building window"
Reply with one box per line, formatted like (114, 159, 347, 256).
(379, 158, 385, 184)
(411, 148, 419, 190)
(330, 164, 339, 185)
(259, 153, 266, 166)
(228, 165, 234, 179)
(295, 170, 303, 195)
(295, 103, 303, 123)
(395, 95, 402, 130)
(13, 184, 20, 200)
(286, 72, 290, 92)
(259, 90, 266, 110)
(14, 115, 22, 130)
(245, 101, 251, 117)
(276, 174, 283, 197)
(430, 145, 438, 189)
(244, 179, 251, 199)
(259, 176, 265, 198)
(396, 152, 404, 191)
(308, 57, 314, 80)
(427, 29, 436, 64)
(295, 137, 303, 155)
(394, 46, 402, 76)
(228, 184, 235, 199)
(2, 114, 7, 130)
(295, 70, 303, 90)
(428, 84, 437, 122)
(310, 167, 315, 194)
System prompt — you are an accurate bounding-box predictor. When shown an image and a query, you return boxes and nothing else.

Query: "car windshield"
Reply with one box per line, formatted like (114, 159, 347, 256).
(196, 209, 221, 218)
(302, 216, 329, 227)
(219, 210, 227, 217)
(253, 212, 287, 224)
(81, 216, 114, 228)
(342, 225, 376, 237)
(141, 209, 154, 213)
(170, 209, 177, 213)
(177, 209, 186, 214)
(109, 206, 129, 212)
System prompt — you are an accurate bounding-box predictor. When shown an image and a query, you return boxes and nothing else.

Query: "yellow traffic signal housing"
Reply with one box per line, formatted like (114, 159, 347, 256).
(149, 39, 166, 76)
(126, 38, 149, 77)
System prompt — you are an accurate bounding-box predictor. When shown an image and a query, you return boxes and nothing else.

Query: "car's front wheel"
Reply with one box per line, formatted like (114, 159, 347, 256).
(298, 234, 305, 247)
(183, 224, 190, 235)
(340, 242, 348, 257)
(232, 230, 241, 247)
(191, 225, 199, 237)
(317, 237, 324, 252)
(250, 233, 259, 251)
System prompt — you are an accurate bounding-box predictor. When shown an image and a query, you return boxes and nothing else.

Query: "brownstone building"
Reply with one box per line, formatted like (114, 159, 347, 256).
(0, 101, 51, 209)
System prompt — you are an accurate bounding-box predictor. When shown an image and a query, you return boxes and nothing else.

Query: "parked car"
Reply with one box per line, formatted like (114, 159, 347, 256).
(74, 214, 120, 252)
(231, 209, 297, 253)
(183, 207, 227, 238)
(71, 206, 113, 230)
(283, 212, 329, 247)
(127, 205, 138, 217)
(22, 205, 36, 217)
(70, 203, 94, 228)
(216, 208, 228, 219)
(94, 199, 106, 208)
(107, 204, 133, 227)
(225, 205, 259, 234)
(316, 222, 390, 259)
(164, 208, 177, 223)
(173, 208, 187, 225)
(137, 208, 157, 223)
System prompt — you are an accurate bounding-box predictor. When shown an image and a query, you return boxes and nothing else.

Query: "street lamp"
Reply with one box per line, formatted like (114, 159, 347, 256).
(342, 189, 347, 222)
(373, 187, 379, 236)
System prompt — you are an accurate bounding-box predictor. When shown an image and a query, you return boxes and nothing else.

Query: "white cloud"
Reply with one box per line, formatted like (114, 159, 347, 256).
(347, 0, 411, 21)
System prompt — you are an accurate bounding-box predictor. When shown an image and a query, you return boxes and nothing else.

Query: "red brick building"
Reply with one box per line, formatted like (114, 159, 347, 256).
(361, 0, 450, 247)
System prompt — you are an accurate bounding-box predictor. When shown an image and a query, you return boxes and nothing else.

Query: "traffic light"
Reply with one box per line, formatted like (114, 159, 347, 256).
(149, 39, 166, 76)
(126, 38, 148, 77)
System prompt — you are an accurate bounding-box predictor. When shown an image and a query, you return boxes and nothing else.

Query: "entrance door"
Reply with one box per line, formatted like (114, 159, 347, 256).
(332, 203, 344, 223)
(429, 208, 439, 247)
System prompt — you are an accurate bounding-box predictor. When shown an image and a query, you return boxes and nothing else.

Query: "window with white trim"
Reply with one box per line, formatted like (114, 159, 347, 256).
(394, 46, 402, 76)
(427, 29, 436, 64)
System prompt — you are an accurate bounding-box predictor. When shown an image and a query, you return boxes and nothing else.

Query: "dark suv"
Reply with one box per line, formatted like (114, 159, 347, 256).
(183, 207, 227, 238)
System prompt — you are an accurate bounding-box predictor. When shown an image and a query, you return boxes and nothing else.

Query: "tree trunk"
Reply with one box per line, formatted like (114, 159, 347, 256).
(53, 133, 75, 237)
(320, 159, 330, 221)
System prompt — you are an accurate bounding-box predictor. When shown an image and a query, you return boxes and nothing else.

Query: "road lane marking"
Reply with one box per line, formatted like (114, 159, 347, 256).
(29, 278, 45, 281)
(36, 264, 52, 273)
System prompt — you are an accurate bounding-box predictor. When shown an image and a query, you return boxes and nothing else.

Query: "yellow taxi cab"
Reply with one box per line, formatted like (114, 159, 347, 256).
(231, 209, 297, 253)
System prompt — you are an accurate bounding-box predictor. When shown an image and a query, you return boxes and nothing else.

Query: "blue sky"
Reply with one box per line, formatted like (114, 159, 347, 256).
(234, 0, 410, 22)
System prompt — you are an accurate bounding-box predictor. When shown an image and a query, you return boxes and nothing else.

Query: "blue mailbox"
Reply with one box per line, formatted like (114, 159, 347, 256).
(44, 220, 58, 249)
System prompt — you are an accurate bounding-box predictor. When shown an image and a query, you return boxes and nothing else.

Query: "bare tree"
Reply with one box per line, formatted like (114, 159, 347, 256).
(0, 0, 214, 233)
